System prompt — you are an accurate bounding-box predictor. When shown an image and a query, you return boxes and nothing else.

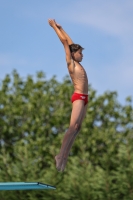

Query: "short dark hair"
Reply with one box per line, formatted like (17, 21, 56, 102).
(69, 44, 84, 53)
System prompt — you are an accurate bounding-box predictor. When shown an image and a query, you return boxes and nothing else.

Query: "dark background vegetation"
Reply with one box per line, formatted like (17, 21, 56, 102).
(0, 70, 133, 200)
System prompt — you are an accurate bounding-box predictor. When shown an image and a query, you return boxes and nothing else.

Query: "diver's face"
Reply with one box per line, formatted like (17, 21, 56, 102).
(72, 49, 83, 62)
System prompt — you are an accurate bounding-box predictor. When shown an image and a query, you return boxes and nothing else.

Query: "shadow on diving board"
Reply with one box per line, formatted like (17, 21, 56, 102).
(0, 182, 56, 190)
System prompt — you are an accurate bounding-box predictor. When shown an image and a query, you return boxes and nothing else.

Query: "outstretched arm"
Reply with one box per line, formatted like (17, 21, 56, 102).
(48, 19, 72, 65)
(55, 20, 73, 45)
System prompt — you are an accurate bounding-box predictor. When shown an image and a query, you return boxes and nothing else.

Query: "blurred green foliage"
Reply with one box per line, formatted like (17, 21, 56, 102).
(0, 70, 133, 200)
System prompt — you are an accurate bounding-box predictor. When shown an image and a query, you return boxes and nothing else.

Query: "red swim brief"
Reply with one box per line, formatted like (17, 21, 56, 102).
(71, 93, 88, 105)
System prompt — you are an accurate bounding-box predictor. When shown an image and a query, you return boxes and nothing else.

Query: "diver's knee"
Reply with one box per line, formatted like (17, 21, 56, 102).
(74, 123, 81, 132)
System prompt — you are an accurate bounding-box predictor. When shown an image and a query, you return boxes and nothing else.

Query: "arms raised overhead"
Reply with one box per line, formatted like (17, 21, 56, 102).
(48, 19, 73, 65)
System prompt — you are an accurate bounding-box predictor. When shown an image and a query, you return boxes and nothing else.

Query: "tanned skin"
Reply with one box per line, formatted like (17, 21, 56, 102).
(48, 19, 88, 172)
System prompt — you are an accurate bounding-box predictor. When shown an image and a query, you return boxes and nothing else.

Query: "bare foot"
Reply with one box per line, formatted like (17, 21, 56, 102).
(60, 158, 68, 172)
(55, 155, 62, 171)
(55, 155, 68, 172)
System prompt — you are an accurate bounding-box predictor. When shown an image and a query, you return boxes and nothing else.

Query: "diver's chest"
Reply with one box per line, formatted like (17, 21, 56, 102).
(75, 65, 86, 76)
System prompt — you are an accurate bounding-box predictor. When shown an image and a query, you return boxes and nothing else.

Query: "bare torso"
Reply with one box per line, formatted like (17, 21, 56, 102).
(68, 60, 88, 94)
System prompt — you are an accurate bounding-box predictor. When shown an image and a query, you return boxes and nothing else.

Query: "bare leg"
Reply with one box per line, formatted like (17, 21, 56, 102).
(55, 100, 87, 171)
(60, 104, 88, 171)
(59, 103, 88, 171)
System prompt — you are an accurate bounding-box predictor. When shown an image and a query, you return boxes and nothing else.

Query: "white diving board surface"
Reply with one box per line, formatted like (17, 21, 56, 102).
(0, 182, 56, 190)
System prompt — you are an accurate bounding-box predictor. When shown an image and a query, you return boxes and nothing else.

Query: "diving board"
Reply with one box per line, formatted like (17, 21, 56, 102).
(0, 182, 56, 190)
